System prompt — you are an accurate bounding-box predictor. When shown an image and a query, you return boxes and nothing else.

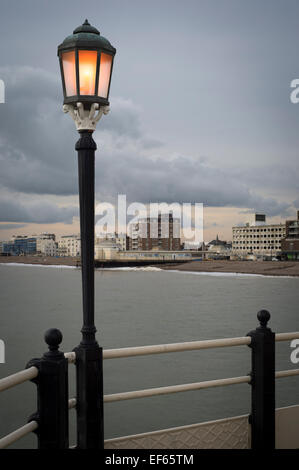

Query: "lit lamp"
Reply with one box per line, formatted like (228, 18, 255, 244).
(58, 19, 116, 130)
(57, 20, 116, 449)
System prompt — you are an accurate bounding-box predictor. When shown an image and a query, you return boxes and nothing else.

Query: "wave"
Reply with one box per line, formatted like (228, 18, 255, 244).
(100, 266, 163, 272)
(0, 263, 77, 269)
(0, 263, 296, 278)
(164, 269, 296, 279)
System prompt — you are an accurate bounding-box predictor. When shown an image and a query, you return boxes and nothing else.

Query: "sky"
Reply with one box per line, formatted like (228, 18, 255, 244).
(0, 0, 299, 242)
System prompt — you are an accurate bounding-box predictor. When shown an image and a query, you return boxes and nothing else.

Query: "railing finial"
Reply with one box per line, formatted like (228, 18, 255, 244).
(44, 328, 63, 353)
(257, 309, 271, 328)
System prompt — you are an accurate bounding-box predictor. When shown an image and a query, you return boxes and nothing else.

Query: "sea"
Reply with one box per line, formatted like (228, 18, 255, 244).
(0, 263, 298, 448)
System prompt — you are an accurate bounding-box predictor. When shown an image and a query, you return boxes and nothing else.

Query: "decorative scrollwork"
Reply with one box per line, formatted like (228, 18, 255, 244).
(63, 102, 110, 131)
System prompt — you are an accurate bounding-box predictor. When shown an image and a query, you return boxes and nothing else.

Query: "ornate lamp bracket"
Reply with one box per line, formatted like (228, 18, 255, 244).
(63, 102, 110, 131)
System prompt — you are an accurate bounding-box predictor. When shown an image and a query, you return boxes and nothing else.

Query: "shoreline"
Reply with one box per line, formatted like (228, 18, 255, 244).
(0, 256, 299, 277)
(160, 260, 299, 277)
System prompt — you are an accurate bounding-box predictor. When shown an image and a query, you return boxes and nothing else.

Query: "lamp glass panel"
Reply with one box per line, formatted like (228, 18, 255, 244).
(62, 51, 77, 96)
(98, 53, 112, 98)
(78, 50, 97, 95)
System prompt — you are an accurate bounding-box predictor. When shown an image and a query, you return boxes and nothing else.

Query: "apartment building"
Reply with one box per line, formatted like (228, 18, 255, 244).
(281, 210, 299, 260)
(36, 233, 57, 256)
(128, 214, 181, 251)
(2, 236, 37, 255)
(58, 235, 81, 257)
(38, 239, 58, 256)
(232, 214, 286, 257)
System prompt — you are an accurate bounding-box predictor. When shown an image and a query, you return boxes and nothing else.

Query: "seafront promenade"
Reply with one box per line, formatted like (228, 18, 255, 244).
(1, 256, 299, 277)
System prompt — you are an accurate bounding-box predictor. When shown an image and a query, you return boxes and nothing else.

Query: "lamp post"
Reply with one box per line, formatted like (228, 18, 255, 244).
(57, 20, 116, 449)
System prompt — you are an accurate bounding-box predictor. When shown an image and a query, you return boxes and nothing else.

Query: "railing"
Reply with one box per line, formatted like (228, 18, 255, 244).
(0, 311, 298, 449)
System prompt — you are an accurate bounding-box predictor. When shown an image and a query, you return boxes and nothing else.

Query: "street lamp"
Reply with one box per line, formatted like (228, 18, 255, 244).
(58, 20, 116, 449)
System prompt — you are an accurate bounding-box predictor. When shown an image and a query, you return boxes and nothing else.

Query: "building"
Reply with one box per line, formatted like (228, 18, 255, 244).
(207, 235, 232, 258)
(94, 239, 120, 260)
(127, 224, 139, 250)
(37, 239, 58, 257)
(115, 233, 127, 251)
(281, 210, 299, 260)
(58, 235, 81, 257)
(35, 233, 57, 256)
(128, 214, 181, 251)
(232, 213, 286, 257)
(2, 236, 37, 255)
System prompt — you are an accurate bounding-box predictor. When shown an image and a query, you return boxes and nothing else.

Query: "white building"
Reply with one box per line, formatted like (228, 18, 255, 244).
(232, 214, 286, 257)
(207, 235, 232, 257)
(127, 223, 139, 250)
(37, 239, 58, 257)
(115, 233, 127, 251)
(58, 235, 81, 257)
(94, 239, 120, 260)
(36, 233, 57, 256)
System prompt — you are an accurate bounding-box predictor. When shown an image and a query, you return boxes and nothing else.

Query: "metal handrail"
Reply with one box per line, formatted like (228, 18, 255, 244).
(62, 332, 299, 363)
(276, 369, 299, 379)
(64, 352, 76, 364)
(104, 375, 252, 402)
(0, 421, 38, 449)
(275, 332, 299, 342)
(103, 336, 252, 359)
(0, 398, 77, 449)
(0, 353, 75, 393)
(0, 366, 38, 393)
(100, 332, 299, 360)
(2, 368, 298, 449)
(104, 368, 299, 403)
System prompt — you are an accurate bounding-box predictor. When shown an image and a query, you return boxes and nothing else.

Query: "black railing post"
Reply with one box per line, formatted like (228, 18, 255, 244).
(74, 130, 104, 449)
(26, 329, 69, 449)
(247, 310, 275, 450)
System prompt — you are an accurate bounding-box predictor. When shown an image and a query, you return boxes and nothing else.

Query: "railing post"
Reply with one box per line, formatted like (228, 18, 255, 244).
(26, 329, 69, 449)
(247, 310, 275, 449)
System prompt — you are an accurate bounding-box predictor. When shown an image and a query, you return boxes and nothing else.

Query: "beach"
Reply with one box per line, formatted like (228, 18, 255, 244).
(161, 259, 299, 277)
(0, 255, 79, 266)
(1, 255, 299, 277)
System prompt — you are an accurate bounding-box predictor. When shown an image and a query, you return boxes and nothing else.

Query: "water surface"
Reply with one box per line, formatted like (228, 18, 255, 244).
(0, 265, 298, 448)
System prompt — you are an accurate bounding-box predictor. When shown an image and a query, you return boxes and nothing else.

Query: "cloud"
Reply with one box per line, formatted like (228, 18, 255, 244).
(293, 198, 299, 209)
(0, 65, 294, 221)
(0, 197, 78, 224)
(94, 138, 291, 216)
(0, 223, 27, 230)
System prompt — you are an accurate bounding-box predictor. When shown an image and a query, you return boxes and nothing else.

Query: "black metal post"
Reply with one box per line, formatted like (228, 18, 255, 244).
(247, 310, 275, 450)
(26, 329, 69, 449)
(74, 130, 104, 449)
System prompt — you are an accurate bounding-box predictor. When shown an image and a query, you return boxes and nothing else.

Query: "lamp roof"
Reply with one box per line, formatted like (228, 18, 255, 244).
(58, 19, 116, 55)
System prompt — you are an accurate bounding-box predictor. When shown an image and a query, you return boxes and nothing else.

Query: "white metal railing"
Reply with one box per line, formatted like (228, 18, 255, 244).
(103, 369, 299, 403)
(104, 375, 251, 402)
(64, 352, 76, 364)
(0, 398, 77, 449)
(0, 367, 38, 393)
(275, 332, 299, 342)
(0, 352, 75, 393)
(103, 336, 252, 359)
(276, 369, 299, 379)
(0, 331, 298, 449)
(0, 421, 38, 449)
(62, 332, 299, 363)
(101, 332, 299, 361)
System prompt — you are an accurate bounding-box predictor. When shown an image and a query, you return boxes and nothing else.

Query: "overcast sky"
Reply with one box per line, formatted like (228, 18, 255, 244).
(0, 0, 298, 241)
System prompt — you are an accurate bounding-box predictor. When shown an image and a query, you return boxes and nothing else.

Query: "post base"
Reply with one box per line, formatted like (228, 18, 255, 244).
(74, 342, 104, 449)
